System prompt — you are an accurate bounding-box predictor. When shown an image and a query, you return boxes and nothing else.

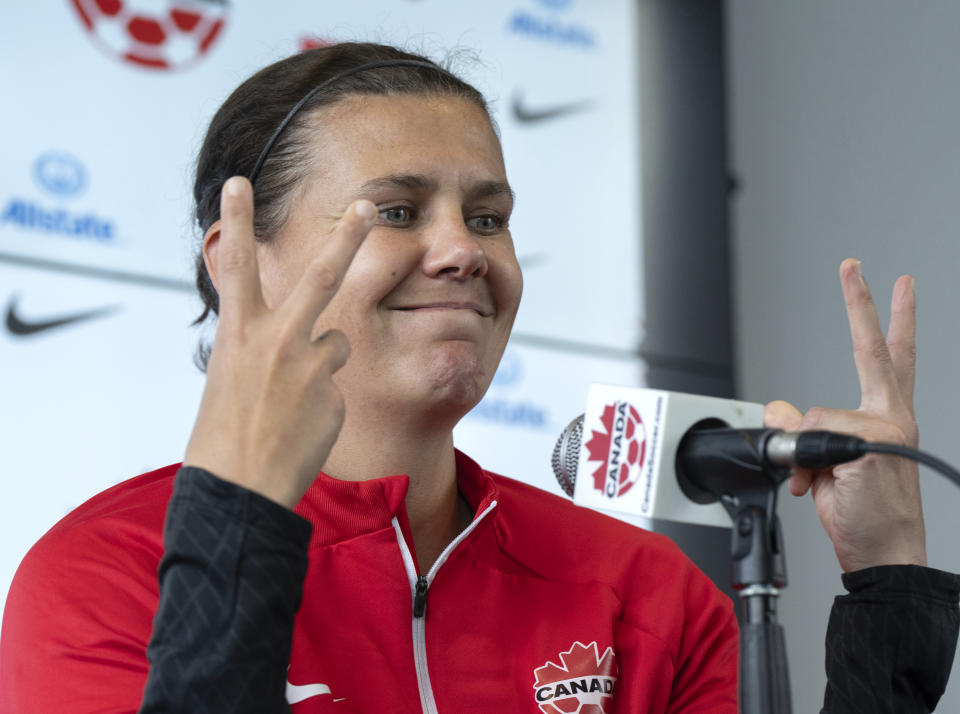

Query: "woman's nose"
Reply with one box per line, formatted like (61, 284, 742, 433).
(421, 214, 488, 280)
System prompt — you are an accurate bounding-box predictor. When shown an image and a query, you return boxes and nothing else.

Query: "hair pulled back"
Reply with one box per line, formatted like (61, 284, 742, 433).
(191, 42, 492, 367)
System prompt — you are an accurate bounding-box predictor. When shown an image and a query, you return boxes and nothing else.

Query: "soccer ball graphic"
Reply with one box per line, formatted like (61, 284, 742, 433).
(70, 0, 229, 71)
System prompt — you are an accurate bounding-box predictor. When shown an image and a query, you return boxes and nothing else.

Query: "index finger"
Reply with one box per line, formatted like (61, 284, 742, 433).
(840, 258, 898, 410)
(216, 176, 264, 321)
(282, 200, 377, 337)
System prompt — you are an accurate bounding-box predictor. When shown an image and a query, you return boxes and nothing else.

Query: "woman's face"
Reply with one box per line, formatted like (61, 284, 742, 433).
(256, 94, 523, 422)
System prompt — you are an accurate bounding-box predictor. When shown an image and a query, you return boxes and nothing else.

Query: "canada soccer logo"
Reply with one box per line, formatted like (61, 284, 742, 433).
(533, 641, 618, 713)
(585, 401, 646, 499)
(70, 0, 229, 71)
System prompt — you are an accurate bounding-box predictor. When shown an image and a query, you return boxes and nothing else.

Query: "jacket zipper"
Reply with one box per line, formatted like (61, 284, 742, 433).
(391, 501, 497, 714)
(413, 575, 428, 618)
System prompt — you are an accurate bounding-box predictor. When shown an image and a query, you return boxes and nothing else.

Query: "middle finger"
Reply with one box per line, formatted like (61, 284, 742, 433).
(282, 200, 377, 338)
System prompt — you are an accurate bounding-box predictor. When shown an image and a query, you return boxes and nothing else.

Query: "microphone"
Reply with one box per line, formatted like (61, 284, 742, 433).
(552, 385, 867, 528)
(552, 386, 877, 714)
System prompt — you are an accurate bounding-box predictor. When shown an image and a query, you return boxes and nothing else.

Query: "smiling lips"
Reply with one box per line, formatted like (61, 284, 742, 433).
(393, 302, 492, 317)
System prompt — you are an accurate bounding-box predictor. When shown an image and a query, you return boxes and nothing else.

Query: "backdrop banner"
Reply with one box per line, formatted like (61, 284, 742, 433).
(0, 0, 643, 612)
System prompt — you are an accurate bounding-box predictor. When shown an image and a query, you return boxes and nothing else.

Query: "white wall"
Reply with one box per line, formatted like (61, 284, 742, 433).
(727, 2, 960, 711)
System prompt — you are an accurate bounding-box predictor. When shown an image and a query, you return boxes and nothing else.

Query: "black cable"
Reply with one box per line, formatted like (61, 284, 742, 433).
(861, 442, 960, 488)
(790, 431, 960, 487)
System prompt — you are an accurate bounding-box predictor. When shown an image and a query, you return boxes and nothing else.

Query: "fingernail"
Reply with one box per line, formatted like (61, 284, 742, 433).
(902, 275, 916, 301)
(224, 177, 243, 197)
(852, 259, 864, 282)
(355, 200, 376, 221)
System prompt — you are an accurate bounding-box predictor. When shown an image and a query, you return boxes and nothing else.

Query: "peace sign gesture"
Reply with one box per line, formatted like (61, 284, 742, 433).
(183, 176, 377, 508)
(765, 258, 926, 573)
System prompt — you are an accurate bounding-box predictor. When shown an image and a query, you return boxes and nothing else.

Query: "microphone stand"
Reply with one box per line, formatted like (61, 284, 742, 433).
(677, 426, 794, 712)
(720, 472, 792, 714)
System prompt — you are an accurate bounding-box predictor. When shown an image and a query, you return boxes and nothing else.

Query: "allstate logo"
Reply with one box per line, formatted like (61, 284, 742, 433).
(507, 0, 595, 49)
(33, 153, 87, 199)
(2, 153, 116, 242)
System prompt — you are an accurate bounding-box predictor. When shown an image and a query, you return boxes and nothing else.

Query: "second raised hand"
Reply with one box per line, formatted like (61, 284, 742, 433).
(183, 176, 377, 508)
(764, 259, 925, 572)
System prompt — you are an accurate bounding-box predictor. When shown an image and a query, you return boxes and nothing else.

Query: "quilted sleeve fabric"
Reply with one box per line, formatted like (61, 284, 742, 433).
(139, 467, 312, 714)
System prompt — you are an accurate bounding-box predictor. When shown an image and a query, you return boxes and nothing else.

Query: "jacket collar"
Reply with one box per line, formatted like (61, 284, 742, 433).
(294, 449, 499, 550)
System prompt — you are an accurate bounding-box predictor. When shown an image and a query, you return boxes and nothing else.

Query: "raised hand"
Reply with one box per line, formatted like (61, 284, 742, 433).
(765, 258, 926, 573)
(183, 176, 376, 508)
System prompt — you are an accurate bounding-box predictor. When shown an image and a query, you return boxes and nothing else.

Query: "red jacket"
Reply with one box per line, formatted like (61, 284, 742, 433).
(1, 451, 738, 713)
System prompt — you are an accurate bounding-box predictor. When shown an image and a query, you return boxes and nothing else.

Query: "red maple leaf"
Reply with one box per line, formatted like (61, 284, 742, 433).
(534, 642, 619, 687)
(584, 404, 616, 493)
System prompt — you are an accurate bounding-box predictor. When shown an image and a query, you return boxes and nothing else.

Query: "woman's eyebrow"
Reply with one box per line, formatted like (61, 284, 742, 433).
(355, 174, 436, 197)
(353, 174, 514, 204)
(468, 180, 515, 205)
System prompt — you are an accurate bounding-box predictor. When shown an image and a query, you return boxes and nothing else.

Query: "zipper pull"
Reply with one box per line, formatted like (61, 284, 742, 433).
(413, 574, 428, 618)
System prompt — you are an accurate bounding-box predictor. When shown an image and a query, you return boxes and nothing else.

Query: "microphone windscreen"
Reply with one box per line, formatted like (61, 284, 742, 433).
(552, 415, 584, 497)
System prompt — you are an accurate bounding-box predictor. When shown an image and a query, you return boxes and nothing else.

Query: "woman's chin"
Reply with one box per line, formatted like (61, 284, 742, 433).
(411, 346, 494, 420)
(341, 342, 501, 427)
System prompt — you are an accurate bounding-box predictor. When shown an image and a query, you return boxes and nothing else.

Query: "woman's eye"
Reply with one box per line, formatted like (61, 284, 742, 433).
(468, 215, 504, 234)
(380, 206, 414, 225)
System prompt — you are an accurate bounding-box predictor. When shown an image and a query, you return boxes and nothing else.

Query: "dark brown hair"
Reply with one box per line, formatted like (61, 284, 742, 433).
(191, 42, 493, 368)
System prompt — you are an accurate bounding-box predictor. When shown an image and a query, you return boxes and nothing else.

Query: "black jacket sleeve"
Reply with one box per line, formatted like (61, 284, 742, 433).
(821, 564, 960, 714)
(139, 467, 313, 714)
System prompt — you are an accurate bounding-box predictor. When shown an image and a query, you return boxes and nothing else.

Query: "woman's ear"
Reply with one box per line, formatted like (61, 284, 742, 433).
(202, 220, 223, 294)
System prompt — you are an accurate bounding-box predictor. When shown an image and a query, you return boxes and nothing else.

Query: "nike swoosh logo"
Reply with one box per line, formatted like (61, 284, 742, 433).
(286, 667, 336, 705)
(5, 295, 119, 336)
(511, 92, 594, 124)
(287, 679, 331, 704)
(286, 677, 333, 704)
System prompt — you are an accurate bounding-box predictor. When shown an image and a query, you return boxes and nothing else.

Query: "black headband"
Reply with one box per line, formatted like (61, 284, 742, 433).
(248, 59, 449, 186)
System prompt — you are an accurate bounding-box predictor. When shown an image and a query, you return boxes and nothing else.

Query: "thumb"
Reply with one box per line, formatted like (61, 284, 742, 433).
(764, 400, 803, 430)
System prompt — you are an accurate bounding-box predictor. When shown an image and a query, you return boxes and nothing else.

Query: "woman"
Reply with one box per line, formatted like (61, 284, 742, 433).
(2, 42, 954, 714)
(153, 41, 737, 712)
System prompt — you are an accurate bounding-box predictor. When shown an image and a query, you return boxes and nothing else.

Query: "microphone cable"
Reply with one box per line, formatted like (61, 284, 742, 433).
(780, 430, 960, 487)
(859, 441, 960, 488)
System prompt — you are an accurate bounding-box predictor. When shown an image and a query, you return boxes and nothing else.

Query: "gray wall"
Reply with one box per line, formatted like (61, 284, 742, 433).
(727, 2, 960, 711)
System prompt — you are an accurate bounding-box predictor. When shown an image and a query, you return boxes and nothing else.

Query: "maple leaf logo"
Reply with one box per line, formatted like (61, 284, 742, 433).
(584, 401, 647, 499)
(532, 641, 619, 714)
(585, 404, 616, 493)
